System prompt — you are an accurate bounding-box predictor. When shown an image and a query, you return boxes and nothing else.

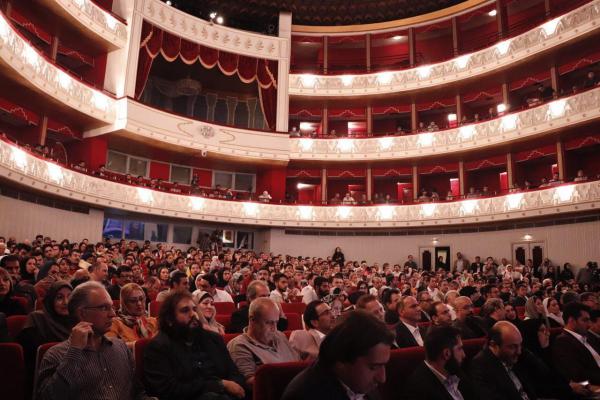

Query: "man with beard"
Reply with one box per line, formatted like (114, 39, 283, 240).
(144, 290, 246, 400)
(269, 273, 289, 304)
(452, 296, 486, 339)
(402, 326, 475, 399)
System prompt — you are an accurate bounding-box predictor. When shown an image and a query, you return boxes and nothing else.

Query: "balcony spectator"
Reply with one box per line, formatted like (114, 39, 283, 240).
(342, 192, 356, 205)
(224, 188, 234, 200)
(329, 193, 342, 205)
(473, 113, 480, 123)
(258, 190, 272, 203)
(537, 82, 555, 101)
(72, 161, 87, 173)
(329, 129, 337, 138)
(383, 193, 394, 204)
(289, 126, 300, 137)
(446, 191, 454, 201)
(289, 300, 333, 361)
(170, 183, 183, 194)
(372, 193, 382, 204)
(583, 71, 599, 89)
(357, 193, 369, 205)
(548, 172, 561, 186)
(481, 186, 490, 197)
(523, 179, 532, 190)
(417, 189, 430, 203)
(538, 177, 549, 188)
(427, 121, 440, 132)
(430, 190, 440, 202)
(486, 107, 496, 120)
(460, 115, 468, 126)
(395, 126, 404, 135)
(465, 187, 479, 199)
(574, 169, 588, 182)
(417, 121, 426, 133)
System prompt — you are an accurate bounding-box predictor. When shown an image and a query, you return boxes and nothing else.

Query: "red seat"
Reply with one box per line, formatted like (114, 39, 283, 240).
(215, 314, 231, 333)
(281, 302, 306, 315)
(13, 296, 30, 314)
(515, 306, 525, 319)
(7, 315, 28, 340)
(286, 313, 303, 331)
(472, 307, 481, 315)
(134, 338, 152, 383)
(149, 301, 161, 317)
(0, 343, 26, 400)
(33, 342, 58, 399)
(222, 333, 240, 344)
(379, 346, 425, 399)
(214, 302, 236, 315)
(253, 361, 310, 400)
(462, 337, 486, 360)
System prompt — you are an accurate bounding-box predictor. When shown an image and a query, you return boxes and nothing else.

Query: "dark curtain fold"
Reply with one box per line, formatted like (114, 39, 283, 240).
(217, 51, 239, 76)
(180, 39, 199, 64)
(135, 23, 163, 98)
(238, 56, 258, 83)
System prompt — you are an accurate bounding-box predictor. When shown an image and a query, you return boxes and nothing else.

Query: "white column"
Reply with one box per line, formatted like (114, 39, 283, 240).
(276, 11, 292, 133)
(116, 0, 144, 98)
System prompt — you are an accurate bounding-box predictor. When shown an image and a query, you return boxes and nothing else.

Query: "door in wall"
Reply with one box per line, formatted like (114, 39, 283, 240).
(511, 241, 546, 269)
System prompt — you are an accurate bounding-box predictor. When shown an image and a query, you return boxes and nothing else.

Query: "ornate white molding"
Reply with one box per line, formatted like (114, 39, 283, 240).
(123, 100, 290, 161)
(0, 14, 117, 124)
(290, 87, 600, 161)
(289, 0, 600, 97)
(39, 0, 127, 49)
(140, 0, 289, 61)
(1, 139, 599, 228)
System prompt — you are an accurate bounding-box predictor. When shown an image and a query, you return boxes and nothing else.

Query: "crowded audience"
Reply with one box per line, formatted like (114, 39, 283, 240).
(0, 233, 599, 399)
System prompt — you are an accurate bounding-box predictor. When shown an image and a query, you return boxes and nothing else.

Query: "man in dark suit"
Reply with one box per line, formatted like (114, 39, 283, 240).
(469, 321, 537, 400)
(230, 280, 287, 333)
(553, 302, 600, 385)
(588, 309, 600, 354)
(395, 295, 428, 348)
(403, 326, 475, 400)
(452, 296, 486, 339)
(282, 310, 395, 400)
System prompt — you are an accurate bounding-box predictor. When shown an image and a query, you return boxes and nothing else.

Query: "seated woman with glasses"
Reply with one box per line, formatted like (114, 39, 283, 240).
(107, 282, 158, 348)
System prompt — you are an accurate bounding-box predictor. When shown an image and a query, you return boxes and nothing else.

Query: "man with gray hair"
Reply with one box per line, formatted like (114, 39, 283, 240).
(230, 280, 287, 333)
(227, 297, 299, 386)
(37, 281, 153, 399)
(480, 298, 506, 333)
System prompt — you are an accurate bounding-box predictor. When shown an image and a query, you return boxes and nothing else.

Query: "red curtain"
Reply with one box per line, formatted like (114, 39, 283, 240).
(136, 22, 278, 130)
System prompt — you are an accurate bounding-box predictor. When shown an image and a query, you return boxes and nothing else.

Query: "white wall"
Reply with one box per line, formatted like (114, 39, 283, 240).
(0, 196, 104, 243)
(266, 220, 600, 270)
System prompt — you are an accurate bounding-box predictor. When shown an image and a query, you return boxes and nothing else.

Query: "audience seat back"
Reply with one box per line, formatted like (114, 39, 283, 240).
(253, 361, 310, 400)
(281, 302, 306, 314)
(0, 343, 25, 400)
(134, 338, 152, 383)
(32, 342, 58, 400)
(380, 346, 425, 399)
(286, 313, 303, 331)
(13, 296, 30, 314)
(7, 315, 27, 340)
(222, 333, 240, 344)
(214, 302, 236, 315)
(215, 314, 231, 333)
(149, 301, 161, 317)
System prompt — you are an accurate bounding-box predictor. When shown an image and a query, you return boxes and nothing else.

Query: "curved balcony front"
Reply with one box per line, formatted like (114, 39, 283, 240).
(1, 138, 599, 229)
(0, 13, 118, 125)
(290, 87, 600, 161)
(289, 0, 600, 98)
(36, 0, 127, 50)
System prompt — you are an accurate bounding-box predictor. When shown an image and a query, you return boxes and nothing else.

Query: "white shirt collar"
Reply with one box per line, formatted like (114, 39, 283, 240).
(339, 380, 366, 400)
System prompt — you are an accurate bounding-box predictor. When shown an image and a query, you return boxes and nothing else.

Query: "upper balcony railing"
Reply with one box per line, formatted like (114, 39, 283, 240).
(289, 0, 600, 97)
(1, 137, 599, 228)
(0, 12, 118, 124)
(140, 0, 288, 61)
(37, 0, 128, 49)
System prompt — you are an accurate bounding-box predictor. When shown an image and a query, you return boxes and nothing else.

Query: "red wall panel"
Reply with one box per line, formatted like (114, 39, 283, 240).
(256, 168, 286, 201)
(192, 168, 212, 187)
(149, 161, 170, 180)
(66, 136, 107, 170)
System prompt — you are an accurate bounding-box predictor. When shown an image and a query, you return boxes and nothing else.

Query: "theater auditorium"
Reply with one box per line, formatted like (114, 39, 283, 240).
(0, 0, 599, 399)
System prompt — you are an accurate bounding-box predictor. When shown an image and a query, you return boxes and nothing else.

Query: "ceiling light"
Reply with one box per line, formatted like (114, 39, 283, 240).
(488, 9, 497, 17)
(447, 113, 457, 122)
(166, 0, 172, 5)
(216, 16, 224, 24)
(392, 35, 404, 41)
(209, 12, 217, 19)
(496, 103, 507, 113)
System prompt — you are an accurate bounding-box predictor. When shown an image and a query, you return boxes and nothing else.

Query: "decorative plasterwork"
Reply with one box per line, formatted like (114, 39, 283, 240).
(290, 88, 600, 161)
(0, 14, 117, 123)
(124, 100, 290, 161)
(45, 0, 127, 48)
(1, 139, 599, 228)
(141, 0, 288, 61)
(289, 0, 600, 97)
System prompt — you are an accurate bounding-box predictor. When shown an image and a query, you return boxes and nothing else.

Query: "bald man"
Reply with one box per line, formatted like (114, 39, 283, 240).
(227, 298, 299, 386)
(469, 321, 537, 399)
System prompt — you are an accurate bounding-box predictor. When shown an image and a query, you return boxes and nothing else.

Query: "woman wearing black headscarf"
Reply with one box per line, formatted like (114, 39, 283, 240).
(19, 256, 38, 284)
(17, 280, 74, 395)
(33, 260, 60, 301)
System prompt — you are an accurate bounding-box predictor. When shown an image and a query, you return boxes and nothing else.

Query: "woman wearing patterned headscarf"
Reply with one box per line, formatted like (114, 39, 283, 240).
(107, 283, 158, 348)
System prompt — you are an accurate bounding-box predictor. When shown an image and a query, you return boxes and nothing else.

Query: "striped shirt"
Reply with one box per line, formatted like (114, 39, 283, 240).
(37, 336, 147, 400)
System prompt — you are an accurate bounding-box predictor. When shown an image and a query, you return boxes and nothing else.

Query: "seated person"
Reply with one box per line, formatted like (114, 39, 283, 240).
(156, 271, 189, 302)
(227, 298, 299, 386)
(355, 294, 385, 321)
(573, 169, 588, 182)
(37, 281, 149, 399)
(283, 310, 394, 400)
(107, 265, 134, 300)
(553, 302, 600, 386)
(469, 321, 537, 399)
(258, 191, 272, 203)
(382, 288, 401, 325)
(289, 300, 333, 361)
(144, 290, 246, 400)
(395, 295, 428, 348)
(428, 301, 452, 332)
(193, 290, 225, 335)
(230, 280, 287, 333)
(194, 273, 234, 303)
(0, 266, 27, 316)
(452, 296, 486, 339)
(479, 298, 505, 333)
(417, 190, 430, 203)
(402, 326, 475, 400)
(18, 281, 74, 386)
(34, 261, 61, 302)
(107, 283, 158, 347)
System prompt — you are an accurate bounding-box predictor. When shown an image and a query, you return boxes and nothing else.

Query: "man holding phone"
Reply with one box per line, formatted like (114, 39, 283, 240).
(37, 281, 153, 400)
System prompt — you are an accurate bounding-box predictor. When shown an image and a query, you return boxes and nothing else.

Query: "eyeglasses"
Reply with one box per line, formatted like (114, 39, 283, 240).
(84, 304, 114, 312)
